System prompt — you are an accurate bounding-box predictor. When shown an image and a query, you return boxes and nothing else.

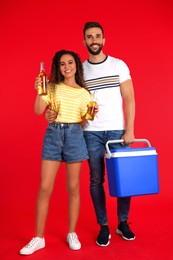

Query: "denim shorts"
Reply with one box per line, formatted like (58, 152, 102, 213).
(42, 123, 89, 162)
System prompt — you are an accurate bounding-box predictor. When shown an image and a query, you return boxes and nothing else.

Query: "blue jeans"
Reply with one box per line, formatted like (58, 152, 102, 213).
(83, 130, 131, 225)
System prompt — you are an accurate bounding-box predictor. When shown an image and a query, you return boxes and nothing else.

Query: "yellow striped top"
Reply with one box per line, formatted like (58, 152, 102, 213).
(42, 83, 91, 123)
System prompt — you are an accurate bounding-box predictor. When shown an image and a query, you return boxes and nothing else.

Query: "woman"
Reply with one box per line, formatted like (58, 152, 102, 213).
(20, 50, 91, 255)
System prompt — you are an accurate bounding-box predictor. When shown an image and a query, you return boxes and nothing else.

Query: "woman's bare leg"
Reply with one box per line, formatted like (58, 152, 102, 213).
(36, 160, 61, 237)
(66, 162, 82, 233)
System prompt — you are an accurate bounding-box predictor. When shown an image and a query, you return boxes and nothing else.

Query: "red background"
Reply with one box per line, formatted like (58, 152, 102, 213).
(0, 0, 173, 259)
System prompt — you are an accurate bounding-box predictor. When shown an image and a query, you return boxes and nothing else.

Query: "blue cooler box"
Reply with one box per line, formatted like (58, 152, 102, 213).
(106, 139, 159, 197)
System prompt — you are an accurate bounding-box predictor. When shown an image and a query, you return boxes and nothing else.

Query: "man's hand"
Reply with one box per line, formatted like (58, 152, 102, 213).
(121, 131, 135, 145)
(45, 108, 57, 123)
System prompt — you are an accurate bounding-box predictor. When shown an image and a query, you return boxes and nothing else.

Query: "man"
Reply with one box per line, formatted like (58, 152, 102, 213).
(46, 21, 136, 247)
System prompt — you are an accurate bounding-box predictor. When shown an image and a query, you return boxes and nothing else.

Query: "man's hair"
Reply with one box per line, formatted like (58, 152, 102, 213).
(83, 21, 104, 37)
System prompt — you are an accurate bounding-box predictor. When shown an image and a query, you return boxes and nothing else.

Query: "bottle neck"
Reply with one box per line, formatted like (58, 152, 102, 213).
(40, 62, 45, 71)
(91, 91, 95, 101)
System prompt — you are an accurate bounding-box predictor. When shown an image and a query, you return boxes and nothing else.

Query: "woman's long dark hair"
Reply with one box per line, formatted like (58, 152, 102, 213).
(49, 50, 88, 91)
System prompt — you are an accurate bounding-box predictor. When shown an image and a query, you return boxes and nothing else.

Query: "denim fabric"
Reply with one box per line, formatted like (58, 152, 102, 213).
(83, 130, 131, 224)
(42, 123, 89, 162)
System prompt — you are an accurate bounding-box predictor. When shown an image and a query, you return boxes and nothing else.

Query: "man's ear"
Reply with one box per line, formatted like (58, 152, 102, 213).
(103, 38, 106, 46)
(83, 40, 86, 46)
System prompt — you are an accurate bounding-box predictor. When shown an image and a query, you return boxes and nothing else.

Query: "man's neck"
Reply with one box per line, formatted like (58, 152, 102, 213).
(88, 52, 107, 63)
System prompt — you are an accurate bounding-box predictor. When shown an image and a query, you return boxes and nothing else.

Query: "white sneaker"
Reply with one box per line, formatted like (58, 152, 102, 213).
(67, 232, 81, 250)
(19, 237, 45, 255)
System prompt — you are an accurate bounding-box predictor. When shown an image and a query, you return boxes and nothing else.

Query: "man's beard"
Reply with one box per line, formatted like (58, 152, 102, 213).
(86, 43, 103, 55)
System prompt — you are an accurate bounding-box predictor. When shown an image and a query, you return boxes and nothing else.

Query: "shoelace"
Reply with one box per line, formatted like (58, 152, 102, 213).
(121, 222, 133, 234)
(99, 226, 109, 237)
(25, 238, 38, 248)
(71, 233, 79, 244)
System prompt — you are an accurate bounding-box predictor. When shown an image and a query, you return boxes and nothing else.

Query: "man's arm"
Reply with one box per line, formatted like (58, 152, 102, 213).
(45, 108, 57, 123)
(45, 104, 99, 125)
(120, 79, 135, 144)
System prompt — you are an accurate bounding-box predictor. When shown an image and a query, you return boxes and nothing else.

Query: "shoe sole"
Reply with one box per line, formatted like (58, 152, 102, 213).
(96, 234, 111, 247)
(19, 244, 45, 255)
(67, 242, 81, 251)
(66, 239, 81, 250)
(116, 229, 135, 241)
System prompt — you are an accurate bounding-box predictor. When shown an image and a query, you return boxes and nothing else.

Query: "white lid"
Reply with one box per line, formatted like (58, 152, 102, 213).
(106, 150, 157, 158)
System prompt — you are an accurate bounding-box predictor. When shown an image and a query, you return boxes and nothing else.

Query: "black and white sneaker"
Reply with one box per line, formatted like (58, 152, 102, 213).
(96, 225, 111, 246)
(116, 221, 135, 240)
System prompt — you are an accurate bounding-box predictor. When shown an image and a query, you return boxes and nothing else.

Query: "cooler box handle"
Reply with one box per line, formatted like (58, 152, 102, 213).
(106, 139, 151, 159)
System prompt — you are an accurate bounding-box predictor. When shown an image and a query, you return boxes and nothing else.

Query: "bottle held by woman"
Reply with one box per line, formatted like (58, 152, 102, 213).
(37, 62, 47, 96)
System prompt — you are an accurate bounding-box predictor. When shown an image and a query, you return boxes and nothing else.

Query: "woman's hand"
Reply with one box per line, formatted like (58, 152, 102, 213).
(94, 104, 99, 115)
(34, 76, 42, 90)
(34, 76, 49, 90)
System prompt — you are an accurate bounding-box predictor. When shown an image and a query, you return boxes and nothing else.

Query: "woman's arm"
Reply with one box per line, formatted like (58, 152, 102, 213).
(34, 94, 48, 115)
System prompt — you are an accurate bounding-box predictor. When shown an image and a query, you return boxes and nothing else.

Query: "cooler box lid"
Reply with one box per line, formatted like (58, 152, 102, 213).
(106, 147, 157, 158)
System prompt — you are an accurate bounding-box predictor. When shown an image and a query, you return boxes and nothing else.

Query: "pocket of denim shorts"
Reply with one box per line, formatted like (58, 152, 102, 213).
(47, 124, 56, 133)
(69, 124, 82, 135)
(44, 124, 56, 143)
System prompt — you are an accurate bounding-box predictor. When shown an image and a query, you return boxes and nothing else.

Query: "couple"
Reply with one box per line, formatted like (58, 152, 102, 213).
(20, 21, 135, 255)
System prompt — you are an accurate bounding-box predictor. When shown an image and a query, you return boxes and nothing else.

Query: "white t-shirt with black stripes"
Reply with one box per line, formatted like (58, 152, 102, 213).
(83, 55, 131, 131)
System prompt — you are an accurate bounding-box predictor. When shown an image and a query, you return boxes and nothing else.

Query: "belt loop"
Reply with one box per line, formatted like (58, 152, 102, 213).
(53, 122, 58, 128)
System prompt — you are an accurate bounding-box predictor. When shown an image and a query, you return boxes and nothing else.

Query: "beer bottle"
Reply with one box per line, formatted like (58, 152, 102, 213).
(86, 91, 97, 121)
(37, 62, 47, 95)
